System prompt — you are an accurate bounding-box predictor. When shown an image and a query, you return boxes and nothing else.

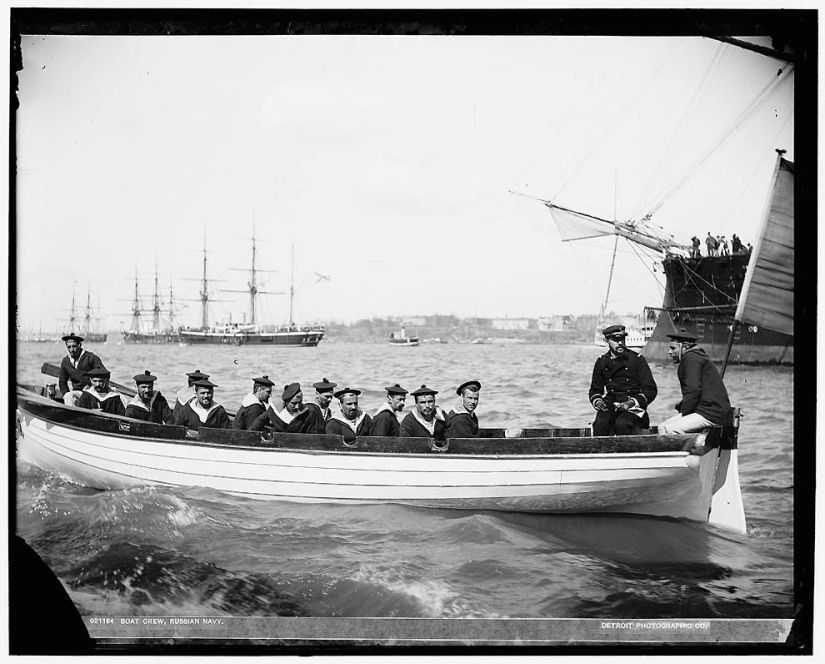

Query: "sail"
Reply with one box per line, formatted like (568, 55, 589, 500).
(734, 156, 794, 336)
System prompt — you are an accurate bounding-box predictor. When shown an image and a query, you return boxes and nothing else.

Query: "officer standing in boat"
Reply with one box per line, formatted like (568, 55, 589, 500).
(76, 367, 126, 416)
(125, 370, 175, 424)
(325, 387, 373, 442)
(306, 378, 338, 426)
(174, 379, 232, 429)
(173, 370, 211, 419)
(658, 330, 733, 434)
(589, 325, 658, 436)
(233, 375, 274, 430)
(447, 380, 481, 438)
(371, 384, 409, 437)
(58, 333, 106, 406)
(400, 385, 449, 440)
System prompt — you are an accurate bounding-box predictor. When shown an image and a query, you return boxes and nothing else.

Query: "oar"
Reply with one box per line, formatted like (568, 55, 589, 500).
(39, 362, 237, 418)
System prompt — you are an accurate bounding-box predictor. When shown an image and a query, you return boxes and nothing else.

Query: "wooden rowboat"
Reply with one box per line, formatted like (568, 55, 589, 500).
(15, 385, 747, 534)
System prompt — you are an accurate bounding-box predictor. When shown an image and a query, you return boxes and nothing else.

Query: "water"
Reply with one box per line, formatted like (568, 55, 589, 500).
(14, 341, 794, 621)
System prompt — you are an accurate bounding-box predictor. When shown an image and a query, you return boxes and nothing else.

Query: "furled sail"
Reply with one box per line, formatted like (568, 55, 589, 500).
(734, 154, 794, 336)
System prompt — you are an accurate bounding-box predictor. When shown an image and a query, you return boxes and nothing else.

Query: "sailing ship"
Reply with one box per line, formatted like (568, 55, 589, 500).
(517, 38, 794, 365)
(63, 285, 107, 343)
(389, 325, 420, 347)
(121, 266, 181, 344)
(178, 235, 325, 347)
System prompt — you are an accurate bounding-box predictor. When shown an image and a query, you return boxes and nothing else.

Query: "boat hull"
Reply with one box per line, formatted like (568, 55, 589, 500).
(179, 330, 324, 347)
(15, 388, 743, 529)
(122, 331, 180, 345)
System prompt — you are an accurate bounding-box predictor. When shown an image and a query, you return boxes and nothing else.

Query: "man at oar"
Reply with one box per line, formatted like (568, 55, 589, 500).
(75, 367, 126, 416)
(125, 370, 175, 425)
(173, 370, 210, 419)
(174, 379, 232, 430)
(658, 330, 733, 434)
(58, 333, 106, 406)
(325, 387, 373, 443)
(232, 375, 274, 430)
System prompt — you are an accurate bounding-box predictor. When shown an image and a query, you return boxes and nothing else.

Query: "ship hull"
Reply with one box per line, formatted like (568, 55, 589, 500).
(179, 329, 324, 347)
(643, 254, 793, 365)
(122, 331, 180, 345)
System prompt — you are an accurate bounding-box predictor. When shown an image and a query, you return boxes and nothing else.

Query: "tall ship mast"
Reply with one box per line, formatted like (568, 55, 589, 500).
(179, 230, 326, 347)
(121, 263, 181, 344)
(62, 284, 107, 343)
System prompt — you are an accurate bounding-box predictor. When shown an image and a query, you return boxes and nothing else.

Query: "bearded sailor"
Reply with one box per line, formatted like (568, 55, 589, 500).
(447, 380, 481, 438)
(233, 375, 274, 430)
(325, 387, 373, 443)
(371, 384, 408, 437)
(58, 332, 106, 406)
(173, 370, 210, 419)
(174, 379, 232, 430)
(75, 367, 126, 416)
(306, 377, 338, 426)
(400, 385, 449, 440)
(250, 382, 324, 434)
(124, 370, 175, 424)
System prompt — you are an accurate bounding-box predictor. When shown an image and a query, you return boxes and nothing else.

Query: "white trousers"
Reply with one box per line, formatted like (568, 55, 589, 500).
(62, 390, 83, 406)
(659, 412, 716, 434)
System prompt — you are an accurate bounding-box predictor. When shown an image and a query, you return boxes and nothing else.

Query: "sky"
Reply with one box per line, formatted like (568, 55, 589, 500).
(13, 28, 795, 333)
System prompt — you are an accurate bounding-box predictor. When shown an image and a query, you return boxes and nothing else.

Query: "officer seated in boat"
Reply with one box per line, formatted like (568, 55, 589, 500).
(371, 384, 409, 437)
(76, 367, 126, 416)
(125, 370, 175, 425)
(325, 387, 373, 443)
(58, 333, 107, 406)
(232, 375, 274, 430)
(173, 370, 211, 420)
(400, 385, 449, 440)
(658, 330, 733, 434)
(306, 378, 338, 425)
(174, 379, 232, 430)
(589, 325, 658, 436)
(250, 382, 325, 434)
(447, 380, 481, 438)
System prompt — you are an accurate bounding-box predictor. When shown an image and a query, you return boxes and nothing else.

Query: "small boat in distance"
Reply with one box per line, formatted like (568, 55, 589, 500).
(389, 325, 419, 347)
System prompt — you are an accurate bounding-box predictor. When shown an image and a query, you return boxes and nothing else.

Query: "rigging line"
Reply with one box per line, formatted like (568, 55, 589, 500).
(646, 66, 794, 218)
(680, 260, 738, 305)
(551, 41, 681, 202)
(631, 42, 730, 220)
(626, 239, 667, 295)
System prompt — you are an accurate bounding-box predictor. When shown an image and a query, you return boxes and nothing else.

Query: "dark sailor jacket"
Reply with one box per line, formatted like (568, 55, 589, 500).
(233, 393, 268, 430)
(588, 349, 658, 413)
(325, 410, 373, 443)
(371, 403, 402, 437)
(676, 347, 733, 425)
(250, 404, 324, 434)
(306, 402, 333, 428)
(447, 403, 479, 438)
(76, 387, 126, 416)
(175, 401, 232, 430)
(58, 351, 106, 394)
(400, 407, 449, 440)
(125, 392, 175, 425)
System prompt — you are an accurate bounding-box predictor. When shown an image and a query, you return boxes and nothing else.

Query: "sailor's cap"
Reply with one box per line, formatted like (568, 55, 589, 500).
(193, 379, 217, 389)
(134, 370, 157, 384)
(666, 329, 699, 343)
(411, 385, 438, 398)
(312, 377, 337, 392)
(456, 380, 481, 395)
(62, 333, 84, 343)
(384, 384, 408, 395)
(281, 382, 301, 402)
(334, 387, 361, 399)
(253, 375, 274, 387)
(85, 367, 111, 378)
(186, 370, 210, 380)
(602, 325, 627, 338)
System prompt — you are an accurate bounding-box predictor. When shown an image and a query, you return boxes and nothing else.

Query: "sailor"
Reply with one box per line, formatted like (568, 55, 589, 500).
(250, 382, 324, 434)
(173, 370, 210, 419)
(233, 375, 274, 430)
(447, 380, 481, 438)
(306, 377, 338, 425)
(325, 387, 373, 443)
(658, 330, 733, 434)
(705, 232, 717, 257)
(124, 370, 175, 424)
(690, 236, 701, 259)
(371, 384, 409, 437)
(75, 367, 126, 416)
(58, 333, 106, 406)
(174, 379, 232, 430)
(589, 325, 658, 436)
(400, 385, 449, 440)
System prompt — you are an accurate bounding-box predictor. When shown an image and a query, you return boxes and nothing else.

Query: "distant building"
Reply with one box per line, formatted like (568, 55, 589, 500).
(491, 317, 531, 331)
(537, 315, 571, 332)
(403, 316, 427, 327)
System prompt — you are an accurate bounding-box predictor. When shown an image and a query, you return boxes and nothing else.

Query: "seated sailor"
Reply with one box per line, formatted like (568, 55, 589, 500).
(174, 379, 232, 430)
(58, 333, 106, 406)
(371, 384, 408, 437)
(400, 385, 449, 440)
(124, 370, 175, 424)
(306, 377, 338, 424)
(173, 370, 210, 419)
(589, 325, 658, 436)
(76, 367, 126, 416)
(325, 387, 373, 443)
(447, 380, 481, 438)
(250, 382, 324, 434)
(233, 375, 274, 430)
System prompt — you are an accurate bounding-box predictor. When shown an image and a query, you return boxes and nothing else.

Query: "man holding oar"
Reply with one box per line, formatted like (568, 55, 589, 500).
(58, 333, 106, 406)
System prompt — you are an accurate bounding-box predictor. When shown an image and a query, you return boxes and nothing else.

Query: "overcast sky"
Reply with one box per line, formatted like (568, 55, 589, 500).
(14, 32, 794, 333)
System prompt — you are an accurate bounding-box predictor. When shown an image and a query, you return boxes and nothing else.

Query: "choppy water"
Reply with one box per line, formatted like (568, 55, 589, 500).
(14, 341, 794, 622)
